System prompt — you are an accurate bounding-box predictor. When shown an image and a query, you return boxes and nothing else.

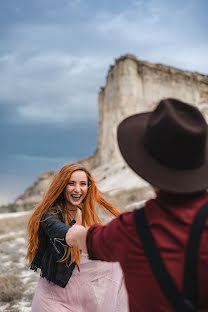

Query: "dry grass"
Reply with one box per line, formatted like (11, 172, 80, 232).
(0, 213, 38, 311)
(0, 273, 24, 302)
(0, 215, 29, 236)
(0, 235, 17, 244)
(3, 309, 21, 312)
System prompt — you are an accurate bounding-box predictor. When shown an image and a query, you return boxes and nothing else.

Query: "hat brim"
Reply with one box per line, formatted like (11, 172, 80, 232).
(117, 113, 208, 194)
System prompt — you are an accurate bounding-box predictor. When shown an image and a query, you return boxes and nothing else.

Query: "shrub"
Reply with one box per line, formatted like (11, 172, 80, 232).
(0, 273, 24, 302)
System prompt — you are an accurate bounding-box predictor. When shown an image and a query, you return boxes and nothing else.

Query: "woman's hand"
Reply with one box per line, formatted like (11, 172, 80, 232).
(66, 225, 88, 253)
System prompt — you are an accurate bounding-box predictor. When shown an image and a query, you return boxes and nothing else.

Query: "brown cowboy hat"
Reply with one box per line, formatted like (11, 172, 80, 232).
(117, 98, 208, 194)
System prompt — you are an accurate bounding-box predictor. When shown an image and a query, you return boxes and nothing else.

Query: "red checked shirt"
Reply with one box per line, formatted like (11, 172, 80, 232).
(86, 191, 208, 312)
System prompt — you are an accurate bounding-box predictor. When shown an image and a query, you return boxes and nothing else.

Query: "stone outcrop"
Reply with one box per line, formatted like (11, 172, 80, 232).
(96, 54, 208, 166)
(1, 54, 207, 212)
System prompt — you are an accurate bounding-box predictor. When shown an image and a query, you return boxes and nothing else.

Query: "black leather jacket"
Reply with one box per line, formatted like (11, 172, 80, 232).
(30, 211, 76, 288)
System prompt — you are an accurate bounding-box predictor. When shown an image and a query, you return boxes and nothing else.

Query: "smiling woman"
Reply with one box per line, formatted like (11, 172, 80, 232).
(26, 163, 128, 312)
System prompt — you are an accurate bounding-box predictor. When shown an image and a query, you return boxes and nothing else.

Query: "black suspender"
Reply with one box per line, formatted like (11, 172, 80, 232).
(134, 202, 208, 312)
(184, 203, 208, 308)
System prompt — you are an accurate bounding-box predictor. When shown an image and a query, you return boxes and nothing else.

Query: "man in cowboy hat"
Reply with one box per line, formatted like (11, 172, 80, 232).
(66, 98, 208, 312)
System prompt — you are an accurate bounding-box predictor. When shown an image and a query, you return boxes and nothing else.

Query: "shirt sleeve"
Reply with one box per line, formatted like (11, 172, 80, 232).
(86, 212, 133, 265)
(41, 213, 75, 245)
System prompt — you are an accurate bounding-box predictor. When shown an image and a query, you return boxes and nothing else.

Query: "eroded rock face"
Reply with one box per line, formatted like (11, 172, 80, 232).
(96, 54, 208, 166)
(2, 54, 208, 212)
(14, 171, 55, 210)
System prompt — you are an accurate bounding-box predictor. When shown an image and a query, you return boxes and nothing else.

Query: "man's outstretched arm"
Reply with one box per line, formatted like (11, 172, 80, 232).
(65, 213, 130, 264)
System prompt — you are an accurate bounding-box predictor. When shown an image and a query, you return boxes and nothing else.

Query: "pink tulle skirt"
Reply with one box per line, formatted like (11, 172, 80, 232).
(31, 253, 129, 312)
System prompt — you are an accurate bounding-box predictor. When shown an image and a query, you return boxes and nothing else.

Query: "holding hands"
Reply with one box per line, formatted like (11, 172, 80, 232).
(66, 224, 88, 253)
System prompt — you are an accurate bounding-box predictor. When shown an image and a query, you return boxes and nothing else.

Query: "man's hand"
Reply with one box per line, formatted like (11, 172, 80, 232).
(66, 225, 88, 253)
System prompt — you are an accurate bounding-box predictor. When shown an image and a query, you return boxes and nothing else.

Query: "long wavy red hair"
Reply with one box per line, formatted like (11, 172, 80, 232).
(26, 163, 120, 267)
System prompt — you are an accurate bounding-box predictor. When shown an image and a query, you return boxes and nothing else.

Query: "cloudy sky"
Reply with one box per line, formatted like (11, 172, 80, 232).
(1, 0, 207, 205)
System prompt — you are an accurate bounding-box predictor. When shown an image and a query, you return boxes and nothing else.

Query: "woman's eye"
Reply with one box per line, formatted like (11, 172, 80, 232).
(67, 182, 74, 185)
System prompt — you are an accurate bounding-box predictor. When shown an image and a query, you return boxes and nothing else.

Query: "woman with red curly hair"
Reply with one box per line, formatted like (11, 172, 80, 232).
(26, 163, 128, 312)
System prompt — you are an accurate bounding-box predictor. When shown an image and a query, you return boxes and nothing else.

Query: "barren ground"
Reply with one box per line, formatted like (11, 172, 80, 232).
(0, 212, 39, 312)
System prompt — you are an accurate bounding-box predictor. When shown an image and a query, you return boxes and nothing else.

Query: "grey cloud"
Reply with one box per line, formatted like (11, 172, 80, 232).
(0, 0, 207, 131)
(0, 47, 110, 124)
(89, 0, 208, 73)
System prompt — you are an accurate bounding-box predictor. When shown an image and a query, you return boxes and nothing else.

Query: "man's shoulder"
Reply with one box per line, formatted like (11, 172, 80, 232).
(116, 208, 144, 228)
(119, 210, 134, 222)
